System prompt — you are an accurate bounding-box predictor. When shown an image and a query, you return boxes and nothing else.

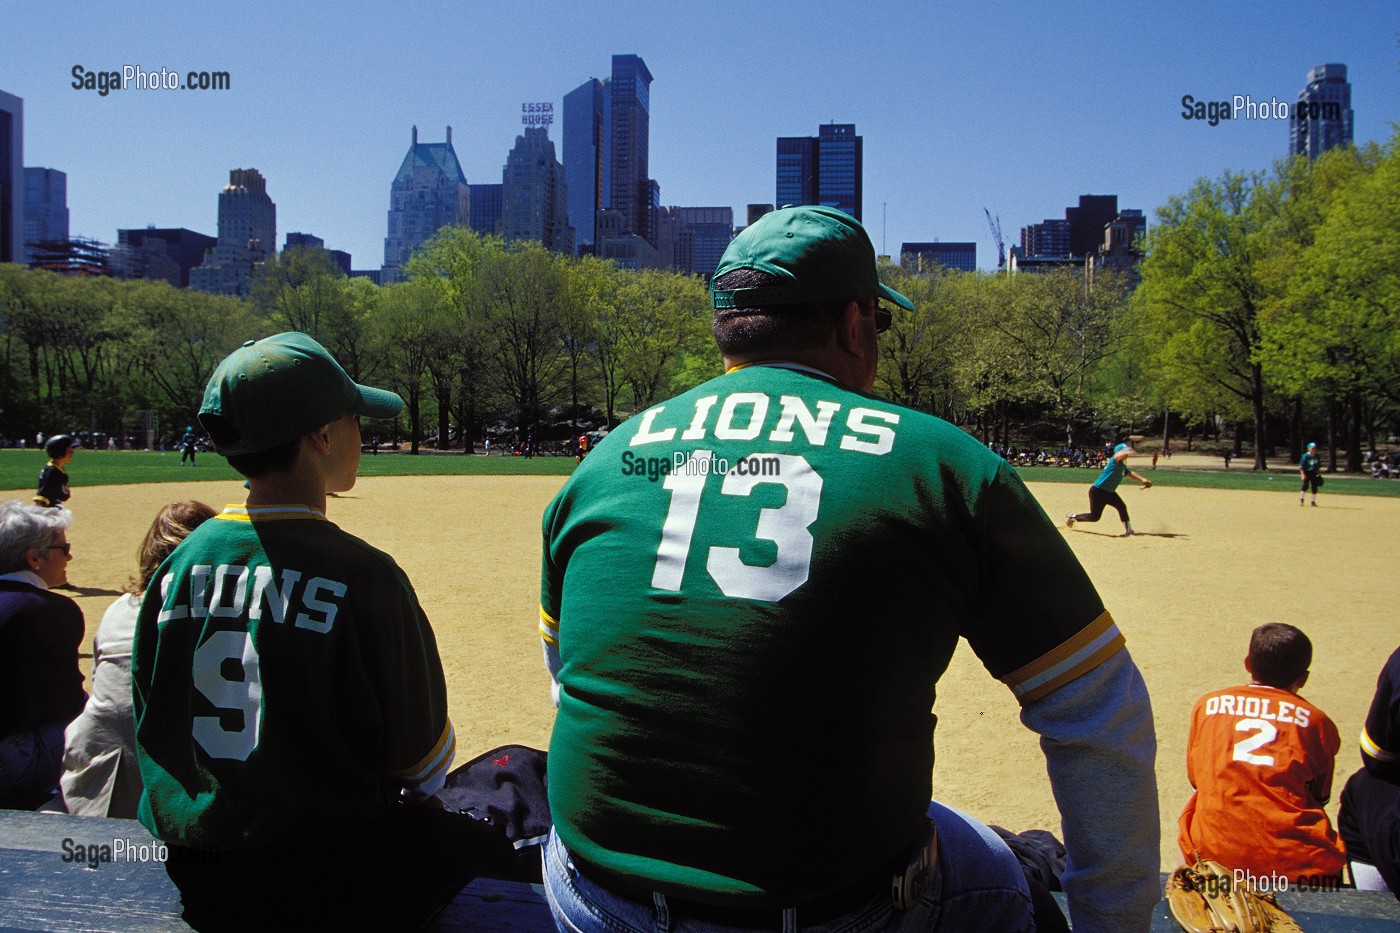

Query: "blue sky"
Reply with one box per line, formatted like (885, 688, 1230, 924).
(4, 1, 1397, 271)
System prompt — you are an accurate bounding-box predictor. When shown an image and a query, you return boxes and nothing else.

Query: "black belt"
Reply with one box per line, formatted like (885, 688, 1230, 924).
(571, 826, 937, 930)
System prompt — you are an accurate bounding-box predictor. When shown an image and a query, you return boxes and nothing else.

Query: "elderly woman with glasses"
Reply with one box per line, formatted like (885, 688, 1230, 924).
(0, 500, 85, 809)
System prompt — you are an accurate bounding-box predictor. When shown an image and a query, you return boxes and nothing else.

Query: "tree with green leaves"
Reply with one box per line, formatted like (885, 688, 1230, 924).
(1138, 170, 1276, 469)
(1259, 139, 1396, 471)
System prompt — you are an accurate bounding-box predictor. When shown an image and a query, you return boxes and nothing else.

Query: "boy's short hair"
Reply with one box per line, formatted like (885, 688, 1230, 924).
(224, 438, 302, 480)
(199, 332, 401, 457)
(1249, 623, 1312, 689)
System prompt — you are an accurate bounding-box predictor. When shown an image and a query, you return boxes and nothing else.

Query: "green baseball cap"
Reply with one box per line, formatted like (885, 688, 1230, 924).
(711, 205, 914, 312)
(199, 332, 403, 456)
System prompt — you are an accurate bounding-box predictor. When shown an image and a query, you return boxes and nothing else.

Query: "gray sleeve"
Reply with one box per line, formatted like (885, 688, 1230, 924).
(1020, 647, 1160, 933)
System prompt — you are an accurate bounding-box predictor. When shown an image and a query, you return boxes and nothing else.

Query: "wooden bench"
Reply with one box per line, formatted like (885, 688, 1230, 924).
(3, 809, 1397, 931)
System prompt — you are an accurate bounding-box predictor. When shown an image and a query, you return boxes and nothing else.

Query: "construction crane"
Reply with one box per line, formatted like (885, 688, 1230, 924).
(984, 208, 1007, 269)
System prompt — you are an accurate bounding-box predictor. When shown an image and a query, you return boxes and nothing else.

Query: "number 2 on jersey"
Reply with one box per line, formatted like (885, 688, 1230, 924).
(651, 450, 822, 602)
(1232, 717, 1278, 766)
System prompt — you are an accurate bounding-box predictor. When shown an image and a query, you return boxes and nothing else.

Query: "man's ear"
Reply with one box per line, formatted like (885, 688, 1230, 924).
(835, 300, 865, 356)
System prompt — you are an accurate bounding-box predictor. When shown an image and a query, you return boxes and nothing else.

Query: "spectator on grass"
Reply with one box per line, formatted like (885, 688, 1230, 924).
(60, 500, 216, 818)
(0, 501, 84, 809)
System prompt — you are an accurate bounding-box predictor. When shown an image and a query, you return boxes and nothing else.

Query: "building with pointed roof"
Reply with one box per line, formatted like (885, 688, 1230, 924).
(382, 125, 470, 283)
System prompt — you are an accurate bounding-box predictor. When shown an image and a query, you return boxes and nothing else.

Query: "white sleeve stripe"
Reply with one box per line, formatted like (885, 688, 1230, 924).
(402, 723, 455, 786)
(1011, 624, 1123, 700)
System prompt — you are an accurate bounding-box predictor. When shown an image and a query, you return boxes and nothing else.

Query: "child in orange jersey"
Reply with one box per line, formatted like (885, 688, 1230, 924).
(1178, 623, 1346, 886)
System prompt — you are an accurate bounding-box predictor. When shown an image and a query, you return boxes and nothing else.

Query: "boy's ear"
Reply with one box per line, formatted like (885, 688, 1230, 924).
(1243, 655, 1254, 677)
(305, 426, 333, 456)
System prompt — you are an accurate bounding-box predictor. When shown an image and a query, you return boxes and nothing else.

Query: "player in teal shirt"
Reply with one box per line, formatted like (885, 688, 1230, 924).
(1067, 443, 1152, 536)
(1300, 442, 1322, 507)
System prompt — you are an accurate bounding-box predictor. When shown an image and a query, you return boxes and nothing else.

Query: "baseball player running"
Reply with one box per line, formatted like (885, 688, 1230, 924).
(1068, 442, 1151, 536)
(34, 434, 79, 508)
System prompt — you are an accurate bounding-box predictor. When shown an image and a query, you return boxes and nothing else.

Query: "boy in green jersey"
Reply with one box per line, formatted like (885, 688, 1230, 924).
(540, 207, 1159, 932)
(133, 333, 512, 930)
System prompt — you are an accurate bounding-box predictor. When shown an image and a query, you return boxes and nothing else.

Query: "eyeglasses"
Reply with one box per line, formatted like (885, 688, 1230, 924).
(43, 542, 72, 558)
(865, 303, 893, 335)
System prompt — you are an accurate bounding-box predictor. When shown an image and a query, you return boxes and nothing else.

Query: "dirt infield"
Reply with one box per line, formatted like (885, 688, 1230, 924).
(11, 474, 1392, 872)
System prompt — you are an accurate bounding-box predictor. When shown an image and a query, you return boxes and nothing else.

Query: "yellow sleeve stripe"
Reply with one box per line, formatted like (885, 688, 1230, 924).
(539, 605, 559, 647)
(1001, 610, 1125, 705)
(217, 504, 328, 523)
(1361, 727, 1396, 762)
(393, 720, 456, 786)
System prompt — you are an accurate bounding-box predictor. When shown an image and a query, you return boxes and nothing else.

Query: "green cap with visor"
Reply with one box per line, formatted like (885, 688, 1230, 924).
(199, 332, 403, 456)
(711, 205, 914, 312)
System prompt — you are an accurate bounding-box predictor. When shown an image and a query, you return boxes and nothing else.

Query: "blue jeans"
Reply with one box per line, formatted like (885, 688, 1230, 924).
(542, 801, 1034, 932)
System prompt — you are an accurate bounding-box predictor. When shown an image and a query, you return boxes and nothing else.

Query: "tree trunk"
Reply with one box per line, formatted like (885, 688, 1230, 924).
(1326, 396, 1339, 473)
(1288, 397, 1302, 464)
(1250, 363, 1266, 470)
(437, 384, 451, 451)
(1347, 392, 1362, 473)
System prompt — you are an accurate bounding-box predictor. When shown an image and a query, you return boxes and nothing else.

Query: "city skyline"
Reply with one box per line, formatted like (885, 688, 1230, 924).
(3, 1, 1397, 273)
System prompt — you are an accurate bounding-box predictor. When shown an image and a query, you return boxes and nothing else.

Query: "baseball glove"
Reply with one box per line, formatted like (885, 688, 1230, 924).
(1165, 860, 1303, 933)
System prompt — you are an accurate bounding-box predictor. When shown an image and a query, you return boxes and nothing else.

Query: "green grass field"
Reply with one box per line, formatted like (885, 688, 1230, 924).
(3, 447, 1398, 497)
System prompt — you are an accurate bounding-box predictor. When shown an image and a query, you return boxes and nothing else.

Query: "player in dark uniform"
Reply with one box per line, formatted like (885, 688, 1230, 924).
(540, 207, 1159, 933)
(178, 426, 199, 467)
(133, 333, 513, 930)
(34, 434, 79, 509)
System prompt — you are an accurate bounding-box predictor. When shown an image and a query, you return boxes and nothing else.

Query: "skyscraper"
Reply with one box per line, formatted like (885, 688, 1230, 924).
(502, 126, 573, 254)
(22, 167, 67, 264)
(1290, 64, 1353, 159)
(563, 77, 608, 253)
(654, 206, 734, 278)
(608, 54, 654, 244)
(114, 227, 217, 287)
(1065, 195, 1117, 259)
(900, 242, 977, 272)
(1019, 218, 1071, 258)
(774, 123, 863, 221)
(0, 90, 22, 265)
(189, 168, 277, 296)
(382, 126, 470, 282)
(470, 183, 503, 237)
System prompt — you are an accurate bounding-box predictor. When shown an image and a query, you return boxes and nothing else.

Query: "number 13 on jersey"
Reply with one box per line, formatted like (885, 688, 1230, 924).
(651, 450, 822, 603)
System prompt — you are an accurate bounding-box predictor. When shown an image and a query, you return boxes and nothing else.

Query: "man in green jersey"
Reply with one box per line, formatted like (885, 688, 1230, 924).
(540, 206, 1159, 933)
(133, 333, 512, 930)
